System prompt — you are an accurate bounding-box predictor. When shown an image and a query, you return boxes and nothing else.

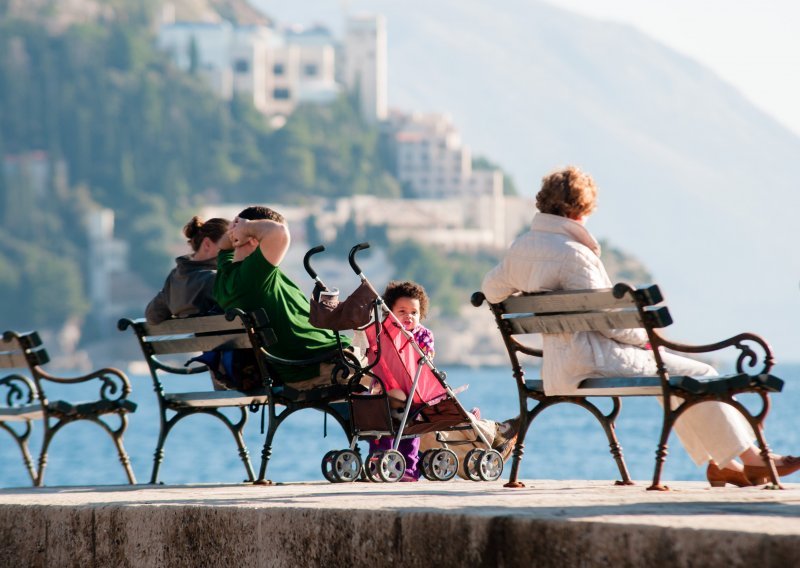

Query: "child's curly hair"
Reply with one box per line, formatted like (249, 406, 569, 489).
(383, 280, 429, 319)
(536, 165, 597, 219)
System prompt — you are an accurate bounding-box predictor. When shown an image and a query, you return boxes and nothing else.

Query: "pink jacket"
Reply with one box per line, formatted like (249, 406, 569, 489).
(482, 213, 651, 395)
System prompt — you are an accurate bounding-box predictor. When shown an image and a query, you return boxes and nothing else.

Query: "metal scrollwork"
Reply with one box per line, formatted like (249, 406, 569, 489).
(0, 374, 37, 406)
(655, 331, 774, 375)
(97, 372, 127, 402)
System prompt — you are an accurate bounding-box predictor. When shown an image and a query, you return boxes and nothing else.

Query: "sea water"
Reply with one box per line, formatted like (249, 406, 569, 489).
(1, 363, 798, 488)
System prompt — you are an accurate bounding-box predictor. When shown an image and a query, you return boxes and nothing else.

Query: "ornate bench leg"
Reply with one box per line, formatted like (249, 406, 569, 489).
(0, 422, 37, 485)
(255, 400, 280, 485)
(35, 422, 59, 487)
(230, 408, 255, 482)
(150, 423, 171, 485)
(504, 411, 531, 488)
(579, 398, 634, 486)
(109, 414, 137, 485)
(648, 413, 673, 491)
(733, 394, 782, 489)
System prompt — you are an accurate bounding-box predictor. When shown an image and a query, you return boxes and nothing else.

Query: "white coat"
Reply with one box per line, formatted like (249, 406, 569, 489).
(482, 213, 754, 466)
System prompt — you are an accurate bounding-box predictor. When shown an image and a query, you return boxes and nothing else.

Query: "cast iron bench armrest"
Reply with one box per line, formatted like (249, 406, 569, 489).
(649, 329, 775, 375)
(34, 366, 134, 402)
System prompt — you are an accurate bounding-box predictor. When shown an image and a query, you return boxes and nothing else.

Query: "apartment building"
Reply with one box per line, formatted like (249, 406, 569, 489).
(341, 15, 388, 124)
(157, 16, 385, 122)
(388, 111, 504, 202)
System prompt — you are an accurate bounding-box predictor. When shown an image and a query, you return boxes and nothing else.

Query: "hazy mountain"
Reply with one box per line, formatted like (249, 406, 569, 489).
(254, 0, 800, 362)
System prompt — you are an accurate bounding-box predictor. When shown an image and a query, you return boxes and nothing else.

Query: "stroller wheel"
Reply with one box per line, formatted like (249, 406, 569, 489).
(321, 450, 339, 483)
(464, 448, 485, 481)
(332, 449, 362, 483)
(365, 452, 383, 482)
(420, 450, 437, 481)
(378, 450, 406, 482)
(478, 449, 504, 482)
(430, 448, 458, 481)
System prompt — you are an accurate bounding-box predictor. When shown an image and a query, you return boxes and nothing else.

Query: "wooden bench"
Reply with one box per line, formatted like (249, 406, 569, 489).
(0, 330, 137, 486)
(472, 283, 784, 490)
(118, 308, 354, 484)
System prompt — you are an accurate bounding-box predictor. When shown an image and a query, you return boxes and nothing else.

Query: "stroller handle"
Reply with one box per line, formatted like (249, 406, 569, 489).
(348, 242, 370, 275)
(303, 245, 326, 280)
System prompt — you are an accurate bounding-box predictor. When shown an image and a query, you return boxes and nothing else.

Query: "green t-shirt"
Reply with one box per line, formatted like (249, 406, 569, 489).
(213, 248, 348, 382)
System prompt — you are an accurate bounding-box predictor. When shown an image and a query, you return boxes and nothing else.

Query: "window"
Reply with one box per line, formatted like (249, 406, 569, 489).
(273, 62, 285, 75)
(303, 63, 318, 77)
(273, 88, 291, 100)
(234, 59, 249, 73)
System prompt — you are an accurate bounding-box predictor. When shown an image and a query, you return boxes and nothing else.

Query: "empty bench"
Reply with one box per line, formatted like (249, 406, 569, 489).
(472, 283, 784, 490)
(0, 330, 137, 486)
(119, 309, 354, 484)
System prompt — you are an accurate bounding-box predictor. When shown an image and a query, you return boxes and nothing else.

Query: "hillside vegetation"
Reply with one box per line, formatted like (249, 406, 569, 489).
(0, 4, 399, 331)
(0, 0, 648, 341)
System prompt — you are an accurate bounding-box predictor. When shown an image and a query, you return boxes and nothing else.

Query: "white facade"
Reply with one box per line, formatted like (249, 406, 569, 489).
(309, 193, 527, 252)
(158, 22, 275, 112)
(86, 209, 129, 319)
(342, 15, 388, 123)
(158, 22, 235, 100)
(266, 26, 340, 117)
(158, 21, 340, 118)
(390, 112, 504, 202)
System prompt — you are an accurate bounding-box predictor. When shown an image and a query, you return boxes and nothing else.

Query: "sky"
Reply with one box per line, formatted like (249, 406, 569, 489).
(546, 0, 800, 137)
(255, 0, 800, 138)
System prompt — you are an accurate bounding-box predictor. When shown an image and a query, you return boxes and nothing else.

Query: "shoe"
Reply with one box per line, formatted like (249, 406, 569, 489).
(706, 462, 767, 487)
(743, 455, 800, 484)
(492, 415, 521, 450)
(400, 473, 418, 482)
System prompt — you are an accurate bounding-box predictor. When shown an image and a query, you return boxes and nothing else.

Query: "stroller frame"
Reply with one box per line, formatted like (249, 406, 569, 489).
(306, 243, 501, 483)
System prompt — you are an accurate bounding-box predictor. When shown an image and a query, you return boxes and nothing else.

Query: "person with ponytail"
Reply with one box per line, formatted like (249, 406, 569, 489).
(145, 216, 230, 325)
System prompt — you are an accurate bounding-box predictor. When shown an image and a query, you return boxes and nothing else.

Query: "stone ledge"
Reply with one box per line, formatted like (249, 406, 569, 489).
(0, 480, 798, 567)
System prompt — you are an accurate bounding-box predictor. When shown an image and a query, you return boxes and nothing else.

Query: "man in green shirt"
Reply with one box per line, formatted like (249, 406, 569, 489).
(214, 205, 350, 387)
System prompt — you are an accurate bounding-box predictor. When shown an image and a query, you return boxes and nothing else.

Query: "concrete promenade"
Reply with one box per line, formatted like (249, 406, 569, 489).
(1, 479, 799, 567)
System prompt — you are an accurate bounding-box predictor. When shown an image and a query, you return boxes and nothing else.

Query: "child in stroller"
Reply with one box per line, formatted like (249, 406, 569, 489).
(308, 243, 505, 483)
(367, 280, 436, 481)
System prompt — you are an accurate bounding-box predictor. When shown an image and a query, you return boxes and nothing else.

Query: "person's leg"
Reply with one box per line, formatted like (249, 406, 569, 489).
(289, 357, 370, 390)
(654, 351, 755, 467)
(400, 437, 421, 481)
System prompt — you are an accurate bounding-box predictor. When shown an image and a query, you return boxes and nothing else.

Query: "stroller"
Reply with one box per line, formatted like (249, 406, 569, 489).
(306, 242, 504, 483)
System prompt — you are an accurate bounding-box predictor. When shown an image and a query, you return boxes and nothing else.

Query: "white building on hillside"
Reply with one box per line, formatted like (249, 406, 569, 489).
(266, 25, 339, 117)
(341, 15, 388, 123)
(157, 21, 340, 119)
(157, 21, 273, 112)
(389, 111, 504, 201)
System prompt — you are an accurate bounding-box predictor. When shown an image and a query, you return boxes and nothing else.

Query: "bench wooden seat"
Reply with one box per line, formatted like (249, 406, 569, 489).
(1, 330, 137, 486)
(473, 282, 784, 490)
(119, 309, 354, 485)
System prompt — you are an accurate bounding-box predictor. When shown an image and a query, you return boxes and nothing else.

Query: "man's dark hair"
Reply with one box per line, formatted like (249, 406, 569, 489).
(237, 206, 285, 223)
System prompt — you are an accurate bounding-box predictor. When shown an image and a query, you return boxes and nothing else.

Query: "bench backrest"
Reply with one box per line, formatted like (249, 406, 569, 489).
(474, 284, 672, 389)
(0, 331, 50, 373)
(496, 284, 671, 336)
(117, 313, 260, 381)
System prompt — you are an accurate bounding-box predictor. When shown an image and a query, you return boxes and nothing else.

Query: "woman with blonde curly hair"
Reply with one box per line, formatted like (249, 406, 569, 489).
(482, 165, 799, 487)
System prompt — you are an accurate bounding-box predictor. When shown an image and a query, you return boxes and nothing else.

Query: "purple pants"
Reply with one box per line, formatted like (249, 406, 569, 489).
(370, 436, 420, 479)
